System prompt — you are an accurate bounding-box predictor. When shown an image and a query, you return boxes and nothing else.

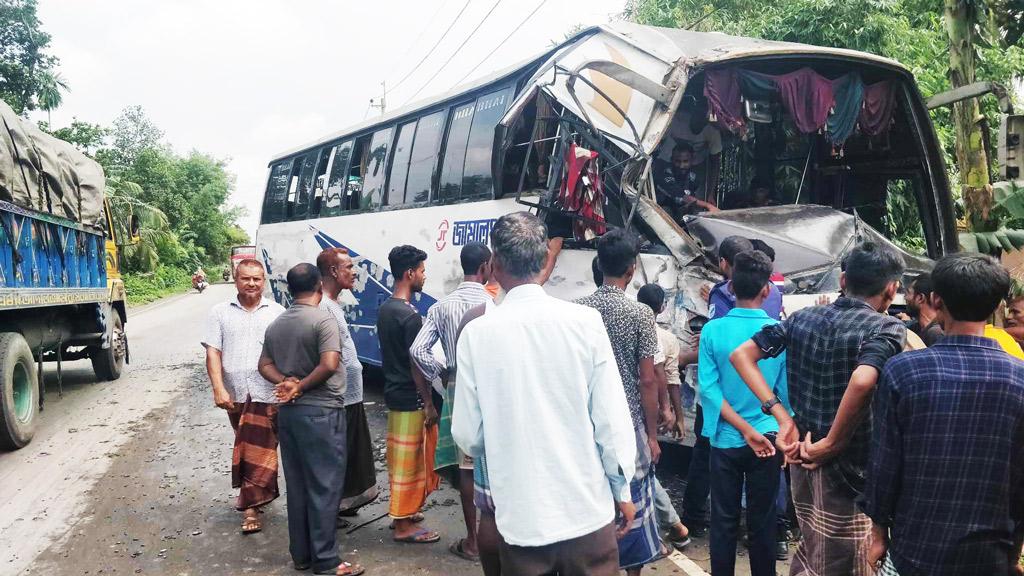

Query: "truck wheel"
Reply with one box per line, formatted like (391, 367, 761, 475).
(0, 332, 38, 450)
(91, 312, 125, 381)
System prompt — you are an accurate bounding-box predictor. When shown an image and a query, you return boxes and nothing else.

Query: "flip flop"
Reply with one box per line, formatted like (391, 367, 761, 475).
(668, 533, 691, 550)
(449, 538, 480, 561)
(312, 561, 365, 576)
(394, 527, 440, 544)
(241, 514, 262, 534)
(336, 518, 351, 530)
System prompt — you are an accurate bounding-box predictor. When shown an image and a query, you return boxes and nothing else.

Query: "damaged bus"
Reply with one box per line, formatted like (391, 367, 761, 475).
(256, 22, 953, 364)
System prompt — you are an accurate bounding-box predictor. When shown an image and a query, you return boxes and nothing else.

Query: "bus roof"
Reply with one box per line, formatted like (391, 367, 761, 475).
(269, 22, 908, 164)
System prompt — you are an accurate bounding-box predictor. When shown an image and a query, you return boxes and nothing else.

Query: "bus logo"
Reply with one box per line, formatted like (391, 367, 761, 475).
(452, 218, 496, 248)
(436, 220, 449, 251)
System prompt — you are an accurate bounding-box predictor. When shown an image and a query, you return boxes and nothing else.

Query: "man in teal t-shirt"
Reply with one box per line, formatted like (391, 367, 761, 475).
(698, 250, 790, 576)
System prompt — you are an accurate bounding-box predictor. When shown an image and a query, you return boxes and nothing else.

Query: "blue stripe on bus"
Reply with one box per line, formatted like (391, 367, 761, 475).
(261, 225, 439, 368)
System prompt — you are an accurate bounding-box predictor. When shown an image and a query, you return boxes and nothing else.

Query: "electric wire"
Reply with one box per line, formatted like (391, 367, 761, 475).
(385, 0, 473, 94)
(453, 0, 550, 86)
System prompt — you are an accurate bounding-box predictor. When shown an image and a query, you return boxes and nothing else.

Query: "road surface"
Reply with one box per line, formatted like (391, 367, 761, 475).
(1, 282, 784, 575)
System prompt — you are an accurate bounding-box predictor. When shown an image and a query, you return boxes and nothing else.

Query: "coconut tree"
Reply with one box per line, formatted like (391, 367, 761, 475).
(35, 70, 67, 126)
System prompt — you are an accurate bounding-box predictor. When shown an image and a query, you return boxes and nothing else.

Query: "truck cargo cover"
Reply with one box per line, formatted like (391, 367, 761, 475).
(0, 100, 105, 230)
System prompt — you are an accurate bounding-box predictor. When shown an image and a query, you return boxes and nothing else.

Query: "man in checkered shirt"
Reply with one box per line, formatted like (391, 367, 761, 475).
(730, 241, 906, 576)
(863, 253, 1024, 576)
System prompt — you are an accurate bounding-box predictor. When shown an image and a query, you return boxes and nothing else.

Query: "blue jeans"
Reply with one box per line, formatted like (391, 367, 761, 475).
(710, 442, 781, 576)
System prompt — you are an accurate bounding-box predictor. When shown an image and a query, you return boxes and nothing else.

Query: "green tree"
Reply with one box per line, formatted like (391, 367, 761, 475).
(0, 0, 65, 114)
(40, 118, 108, 154)
(105, 105, 165, 167)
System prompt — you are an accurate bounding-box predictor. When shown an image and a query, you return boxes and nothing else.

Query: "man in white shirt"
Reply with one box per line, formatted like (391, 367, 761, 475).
(452, 211, 638, 575)
(201, 259, 285, 534)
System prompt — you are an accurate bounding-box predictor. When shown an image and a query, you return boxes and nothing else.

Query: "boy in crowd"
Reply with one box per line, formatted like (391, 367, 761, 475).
(698, 251, 790, 576)
(863, 253, 1024, 575)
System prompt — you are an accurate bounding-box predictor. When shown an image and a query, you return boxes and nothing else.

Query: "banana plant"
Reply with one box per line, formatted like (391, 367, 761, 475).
(958, 179, 1024, 254)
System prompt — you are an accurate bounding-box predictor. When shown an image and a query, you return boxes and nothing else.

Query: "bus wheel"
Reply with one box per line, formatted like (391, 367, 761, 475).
(0, 332, 38, 450)
(91, 312, 125, 381)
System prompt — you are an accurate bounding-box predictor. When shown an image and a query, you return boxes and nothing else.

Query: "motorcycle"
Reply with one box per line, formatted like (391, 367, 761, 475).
(193, 275, 209, 293)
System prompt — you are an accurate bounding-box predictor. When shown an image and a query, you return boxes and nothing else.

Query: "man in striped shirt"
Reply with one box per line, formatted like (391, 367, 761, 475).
(409, 241, 493, 562)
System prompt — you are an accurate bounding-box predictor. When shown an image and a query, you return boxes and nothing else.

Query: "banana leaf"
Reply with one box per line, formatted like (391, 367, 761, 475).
(959, 228, 1024, 254)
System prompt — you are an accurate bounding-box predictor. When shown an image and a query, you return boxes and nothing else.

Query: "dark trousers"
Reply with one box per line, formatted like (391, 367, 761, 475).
(498, 522, 620, 576)
(682, 405, 711, 529)
(278, 404, 347, 573)
(710, 443, 782, 576)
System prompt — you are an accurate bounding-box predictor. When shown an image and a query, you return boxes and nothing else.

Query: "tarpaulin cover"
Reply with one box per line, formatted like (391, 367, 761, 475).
(0, 99, 105, 229)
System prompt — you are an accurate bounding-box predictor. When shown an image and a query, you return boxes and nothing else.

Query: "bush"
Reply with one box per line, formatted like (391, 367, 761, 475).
(124, 265, 192, 305)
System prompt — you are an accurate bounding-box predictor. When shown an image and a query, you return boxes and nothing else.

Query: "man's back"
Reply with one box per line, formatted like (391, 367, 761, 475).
(454, 284, 636, 547)
(753, 297, 904, 492)
(263, 303, 342, 407)
(865, 337, 1024, 575)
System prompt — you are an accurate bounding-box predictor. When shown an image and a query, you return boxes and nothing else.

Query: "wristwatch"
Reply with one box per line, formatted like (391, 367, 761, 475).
(760, 396, 782, 415)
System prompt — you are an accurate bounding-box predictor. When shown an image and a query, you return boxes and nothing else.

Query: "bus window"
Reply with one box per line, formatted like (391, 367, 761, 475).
(308, 147, 332, 218)
(406, 109, 448, 203)
(386, 121, 416, 206)
(438, 102, 474, 203)
(322, 140, 353, 218)
(463, 87, 514, 199)
(288, 153, 318, 220)
(261, 160, 291, 224)
(361, 127, 393, 210)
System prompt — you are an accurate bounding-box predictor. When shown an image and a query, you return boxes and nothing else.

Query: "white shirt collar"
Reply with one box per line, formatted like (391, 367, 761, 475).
(501, 283, 546, 304)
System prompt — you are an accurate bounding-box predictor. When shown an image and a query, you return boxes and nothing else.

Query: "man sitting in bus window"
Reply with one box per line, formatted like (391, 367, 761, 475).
(745, 178, 780, 209)
(654, 142, 719, 220)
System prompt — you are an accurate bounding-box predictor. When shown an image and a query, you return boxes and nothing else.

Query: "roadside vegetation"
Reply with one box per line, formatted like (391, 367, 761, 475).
(1, 0, 249, 302)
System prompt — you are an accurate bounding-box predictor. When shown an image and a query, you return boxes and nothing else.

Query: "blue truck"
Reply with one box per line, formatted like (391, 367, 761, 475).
(0, 101, 137, 450)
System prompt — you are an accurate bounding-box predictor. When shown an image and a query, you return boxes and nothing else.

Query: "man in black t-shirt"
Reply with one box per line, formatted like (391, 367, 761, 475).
(377, 244, 441, 545)
(653, 142, 718, 220)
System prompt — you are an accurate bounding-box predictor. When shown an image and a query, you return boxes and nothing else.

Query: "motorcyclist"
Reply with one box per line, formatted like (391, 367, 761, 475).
(192, 267, 208, 291)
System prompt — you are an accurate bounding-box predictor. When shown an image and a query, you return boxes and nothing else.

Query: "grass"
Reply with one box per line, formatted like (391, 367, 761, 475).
(123, 265, 192, 306)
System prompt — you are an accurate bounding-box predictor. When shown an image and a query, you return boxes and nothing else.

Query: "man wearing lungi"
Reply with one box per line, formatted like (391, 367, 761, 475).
(409, 241, 493, 561)
(202, 259, 284, 534)
(576, 228, 665, 575)
(315, 248, 378, 517)
(731, 241, 906, 576)
(377, 245, 441, 544)
(259, 263, 363, 576)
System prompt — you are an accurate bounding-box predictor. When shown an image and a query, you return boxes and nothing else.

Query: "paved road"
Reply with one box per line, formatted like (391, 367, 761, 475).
(0, 282, 788, 575)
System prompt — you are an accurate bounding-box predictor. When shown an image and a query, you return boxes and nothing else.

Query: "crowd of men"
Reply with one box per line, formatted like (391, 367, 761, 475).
(203, 211, 1024, 576)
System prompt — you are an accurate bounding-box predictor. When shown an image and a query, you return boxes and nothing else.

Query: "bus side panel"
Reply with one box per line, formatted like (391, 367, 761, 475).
(256, 199, 521, 366)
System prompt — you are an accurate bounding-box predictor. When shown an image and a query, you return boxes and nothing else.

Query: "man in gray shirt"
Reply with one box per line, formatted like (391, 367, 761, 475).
(259, 263, 363, 576)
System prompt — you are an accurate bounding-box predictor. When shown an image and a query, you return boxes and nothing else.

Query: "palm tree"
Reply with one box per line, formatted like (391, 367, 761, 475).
(36, 71, 68, 126)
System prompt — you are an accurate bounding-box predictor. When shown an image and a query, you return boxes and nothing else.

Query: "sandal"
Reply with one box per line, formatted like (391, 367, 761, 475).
(312, 561, 365, 576)
(668, 533, 691, 550)
(449, 538, 480, 561)
(241, 513, 262, 534)
(394, 527, 441, 544)
(388, 512, 424, 529)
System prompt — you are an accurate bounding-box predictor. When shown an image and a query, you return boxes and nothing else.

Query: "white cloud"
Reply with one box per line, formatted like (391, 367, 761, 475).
(35, 0, 628, 236)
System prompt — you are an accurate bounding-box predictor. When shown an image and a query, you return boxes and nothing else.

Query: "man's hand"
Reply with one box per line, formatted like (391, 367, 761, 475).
(615, 500, 637, 540)
(674, 419, 687, 442)
(212, 387, 233, 410)
(868, 524, 888, 570)
(700, 284, 712, 303)
(423, 404, 439, 428)
(776, 417, 802, 464)
(659, 407, 676, 431)
(648, 435, 662, 464)
(744, 430, 776, 459)
(274, 377, 302, 403)
(799, 431, 840, 470)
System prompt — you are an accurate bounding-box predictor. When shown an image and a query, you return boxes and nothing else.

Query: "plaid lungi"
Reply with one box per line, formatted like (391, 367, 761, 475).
(229, 398, 279, 511)
(434, 383, 459, 472)
(473, 450, 494, 513)
(789, 464, 873, 576)
(877, 554, 901, 576)
(386, 409, 440, 519)
(618, 423, 660, 570)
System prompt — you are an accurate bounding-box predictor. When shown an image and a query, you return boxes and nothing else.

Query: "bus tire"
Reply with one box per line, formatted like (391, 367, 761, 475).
(0, 332, 38, 450)
(91, 311, 125, 381)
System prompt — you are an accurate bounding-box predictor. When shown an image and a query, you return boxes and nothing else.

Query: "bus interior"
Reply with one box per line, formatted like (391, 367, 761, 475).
(499, 56, 945, 293)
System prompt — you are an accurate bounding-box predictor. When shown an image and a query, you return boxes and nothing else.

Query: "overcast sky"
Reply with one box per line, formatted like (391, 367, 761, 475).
(35, 0, 630, 236)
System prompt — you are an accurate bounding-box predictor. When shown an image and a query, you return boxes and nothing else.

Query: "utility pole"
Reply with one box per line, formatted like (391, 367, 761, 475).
(369, 81, 387, 116)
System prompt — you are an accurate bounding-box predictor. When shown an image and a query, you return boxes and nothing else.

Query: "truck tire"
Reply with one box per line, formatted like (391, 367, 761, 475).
(0, 332, 38, 450)
(91, 311, 125, 381)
